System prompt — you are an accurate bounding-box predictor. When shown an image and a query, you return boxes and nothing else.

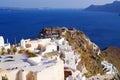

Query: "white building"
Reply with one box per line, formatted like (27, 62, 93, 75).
(92, 43, 101, 55)
(64, 51, 76, 70)
(20, 38, 50, 50)
(0, 59, 64, 80)
(42, 44, 57, 55)
(19, 60, 64, 80)
(0, 52, 64, 80)
(27, 56, 42, 65)
(101, 61, 118, 74)
(20, 39, 26, 49)
(20, 38, 58, 54)
(56, 38, 76, 70)
(0, 36, 10, 50)
(0, 36, 4, 47)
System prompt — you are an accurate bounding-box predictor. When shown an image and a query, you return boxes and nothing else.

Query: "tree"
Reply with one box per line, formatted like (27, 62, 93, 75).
(7, 48, 11, 55)
(13, 47, 17, 55)
(26, 50, 36, 57)
(1, 47, 6, 55)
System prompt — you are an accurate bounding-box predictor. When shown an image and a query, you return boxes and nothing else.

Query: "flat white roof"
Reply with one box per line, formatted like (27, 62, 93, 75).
(0, 61, 30, 70)
(0, 53, 61, 73)
(0, 54, 29, 70)
(22, 60, 59, 72)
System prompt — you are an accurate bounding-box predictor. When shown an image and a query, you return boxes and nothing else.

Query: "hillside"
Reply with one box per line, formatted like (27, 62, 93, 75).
(63, 29, 104, 77)
(38, 27, 120, 79)
(39, 27, 104, 77)
(102, 46, 120, 75)
(85, 1, 120, 13)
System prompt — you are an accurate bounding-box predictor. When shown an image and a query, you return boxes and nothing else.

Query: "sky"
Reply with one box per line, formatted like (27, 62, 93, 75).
(0, 0, 119, 9)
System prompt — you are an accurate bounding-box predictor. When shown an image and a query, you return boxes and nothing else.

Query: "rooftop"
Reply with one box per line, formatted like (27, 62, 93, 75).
(22, 60, 59, 72)
(0, 53, 62, 73)
(0, 54, 29, 70)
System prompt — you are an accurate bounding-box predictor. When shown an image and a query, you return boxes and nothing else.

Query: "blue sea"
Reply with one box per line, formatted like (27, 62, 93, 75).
(0, 9, 120, 50)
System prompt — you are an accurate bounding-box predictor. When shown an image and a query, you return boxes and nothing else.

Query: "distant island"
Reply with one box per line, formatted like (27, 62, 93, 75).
(0, 7, 54, 11)
(85, 1, 120, 13)
(0, 7, 70, 11)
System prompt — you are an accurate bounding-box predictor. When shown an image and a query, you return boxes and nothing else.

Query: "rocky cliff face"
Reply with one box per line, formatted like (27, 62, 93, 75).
(102, 46, 120, 75)
(38, 27, 120, 79)
(39, 27, 104, 77)
(63, 28, 104, 77)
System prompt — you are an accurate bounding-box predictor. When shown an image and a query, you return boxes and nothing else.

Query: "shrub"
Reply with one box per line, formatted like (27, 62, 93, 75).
(26, 50, 37, 57)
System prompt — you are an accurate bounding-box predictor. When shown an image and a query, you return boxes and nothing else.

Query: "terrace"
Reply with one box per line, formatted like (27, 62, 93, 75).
(0, 54, 30, 70)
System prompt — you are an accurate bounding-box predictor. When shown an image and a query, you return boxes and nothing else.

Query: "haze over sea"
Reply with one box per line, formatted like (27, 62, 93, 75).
(0, 9, 120, 49)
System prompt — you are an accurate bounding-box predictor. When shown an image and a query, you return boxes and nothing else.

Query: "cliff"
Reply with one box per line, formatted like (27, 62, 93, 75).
(38, 27, 120, 79)
(39, 27, 104, 77)
(63, 28, 104, 77)
(85, 1, 120, 13)
(102, 46, 120, 75)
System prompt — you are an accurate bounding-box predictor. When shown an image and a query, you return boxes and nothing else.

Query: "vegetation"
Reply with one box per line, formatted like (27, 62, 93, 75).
(19, 46, 26, 54)
(26, 50, 37, 57)
(7, 48, 11, 54)
(0, 46, 18, 55)
(2, 74, 8, 80)
(12, 47, 17, 55)
(64, 71, 72, 78)
(64, 30, 104, 77)
(19, 49, 25, 54)
(1, 47, 6, 55)
(83, 73, 88, 77)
